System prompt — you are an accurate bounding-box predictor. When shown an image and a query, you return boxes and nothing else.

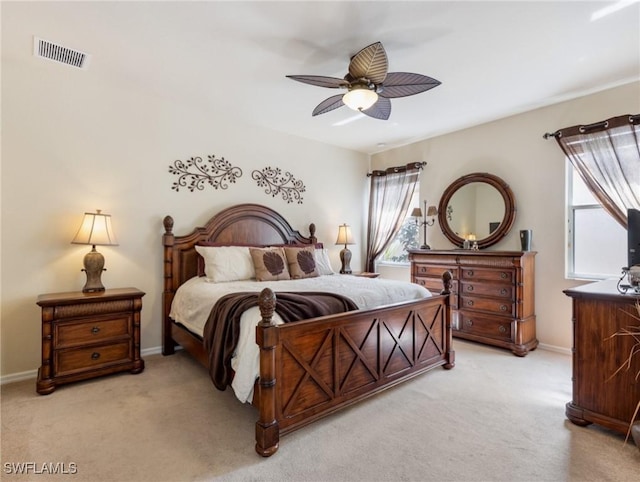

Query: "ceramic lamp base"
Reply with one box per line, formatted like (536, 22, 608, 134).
(82, 246, 106, 293)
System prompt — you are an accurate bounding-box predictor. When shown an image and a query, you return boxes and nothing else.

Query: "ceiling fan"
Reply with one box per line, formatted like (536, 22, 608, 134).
(286, 41, 441, 121)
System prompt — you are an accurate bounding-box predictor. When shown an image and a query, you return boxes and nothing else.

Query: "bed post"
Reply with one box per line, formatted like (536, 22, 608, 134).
(441, 270, 455, 369)
(308, 223, 317, 244)
(162, 215, 177, 356)
(255, 288, 280, 457)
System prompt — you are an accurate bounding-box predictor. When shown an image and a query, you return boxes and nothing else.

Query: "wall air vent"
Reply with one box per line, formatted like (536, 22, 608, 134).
(33, 37, 91, 70)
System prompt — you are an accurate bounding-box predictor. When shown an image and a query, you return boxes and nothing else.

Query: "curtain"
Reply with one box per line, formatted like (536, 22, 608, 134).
(551, 114, 640, 227)
(365, 162, 422, 272)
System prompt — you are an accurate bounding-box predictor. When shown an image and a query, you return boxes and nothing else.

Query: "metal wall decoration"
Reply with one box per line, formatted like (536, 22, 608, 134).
(169, 155, 243, 192)
(252, 167, 306, 204)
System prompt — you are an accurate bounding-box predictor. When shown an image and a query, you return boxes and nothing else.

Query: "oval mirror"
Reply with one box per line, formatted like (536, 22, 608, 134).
(437, 172, 516, 249)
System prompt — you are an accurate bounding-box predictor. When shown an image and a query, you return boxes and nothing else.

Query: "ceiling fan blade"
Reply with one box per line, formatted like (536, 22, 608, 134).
(378, 72, 441, 98)
(348, 41, 388, 84)
(312, 94, 345, 116)
(361, 96, 391, 120)
(286, 75, 349, 89)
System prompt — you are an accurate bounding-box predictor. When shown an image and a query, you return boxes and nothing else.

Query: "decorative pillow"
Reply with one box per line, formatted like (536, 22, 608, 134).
(249, 247, 291, 281)
(195, 246, 255, 282)
(314, 248, 335, 276)
(284, 246, 319, 279)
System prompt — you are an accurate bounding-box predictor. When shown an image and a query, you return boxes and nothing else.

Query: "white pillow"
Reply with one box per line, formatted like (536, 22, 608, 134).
(314, 248, 335, 276)
(195, 246, 255, 282)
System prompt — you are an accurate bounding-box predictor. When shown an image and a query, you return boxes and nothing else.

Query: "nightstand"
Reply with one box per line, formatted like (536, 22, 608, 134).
(353, 272, 380, 278)
(36, 287, 145, 394)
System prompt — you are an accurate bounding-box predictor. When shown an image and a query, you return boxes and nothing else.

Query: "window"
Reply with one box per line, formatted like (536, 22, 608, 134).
(379, 189, 420, 264)
(566, 161, 626, 279)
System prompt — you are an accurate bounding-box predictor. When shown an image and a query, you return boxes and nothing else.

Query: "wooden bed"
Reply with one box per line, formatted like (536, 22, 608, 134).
(162, 203, 455, 456)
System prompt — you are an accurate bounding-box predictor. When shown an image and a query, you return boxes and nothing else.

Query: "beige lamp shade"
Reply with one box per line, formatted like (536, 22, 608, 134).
(411, 207, 423, 218)
(71, 210, 118, 247)
(426, 205, 438, 217)
(335, 224, 355, 246)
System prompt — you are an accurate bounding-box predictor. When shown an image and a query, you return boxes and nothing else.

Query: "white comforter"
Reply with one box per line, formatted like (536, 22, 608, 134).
(170, 275, 431, 402)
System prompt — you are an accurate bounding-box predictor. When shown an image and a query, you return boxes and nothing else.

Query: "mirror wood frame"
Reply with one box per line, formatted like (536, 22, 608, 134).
(437, 172, 516, 249)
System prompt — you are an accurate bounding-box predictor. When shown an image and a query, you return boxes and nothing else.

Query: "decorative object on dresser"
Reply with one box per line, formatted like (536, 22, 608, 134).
(335, 223, 355, 274)
(162, 203, 454, 456)
(437, 172, 516, 250)
(411, 201, 438, 250)
(36, 288, 145, 394)
(564, 280, 640, 446)
(71, 210, 118, 293)
(410, 249, 537, 356)
(519, 229, 532, 251)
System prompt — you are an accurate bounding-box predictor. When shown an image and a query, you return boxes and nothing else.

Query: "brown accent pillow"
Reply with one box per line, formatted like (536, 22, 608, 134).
(284, 246, 319, 279)
(249, 247, 291, 281)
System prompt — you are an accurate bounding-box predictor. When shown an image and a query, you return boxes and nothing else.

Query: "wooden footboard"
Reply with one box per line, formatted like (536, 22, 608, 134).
(255, 282, 454, 457)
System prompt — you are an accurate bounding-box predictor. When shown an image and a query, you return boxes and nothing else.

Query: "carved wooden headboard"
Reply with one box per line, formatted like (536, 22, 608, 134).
(162, 203, 317, 325)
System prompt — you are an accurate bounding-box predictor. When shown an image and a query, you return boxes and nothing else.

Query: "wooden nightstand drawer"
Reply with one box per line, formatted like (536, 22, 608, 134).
(55, 341, 131, 376)
(56, 315, 131, 347)
(460, 282, 513, 299)
(459, 312, 512, 341)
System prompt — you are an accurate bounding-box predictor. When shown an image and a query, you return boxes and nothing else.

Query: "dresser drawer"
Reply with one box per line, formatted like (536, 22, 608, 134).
(416, 277, 458, 294)
(460, 268, 514, 283)
(459, 311, 512, 341)
(459, 295, 515, 316)
(56, 315, 131, 348)
(460, 282, 513, 299)
(414, 264, 457, 279)
(54, 341, 132, 376)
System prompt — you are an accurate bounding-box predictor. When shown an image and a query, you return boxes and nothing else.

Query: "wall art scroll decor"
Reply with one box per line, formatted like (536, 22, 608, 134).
(169, 155, 243, 192)
(252, 167, 306, 204)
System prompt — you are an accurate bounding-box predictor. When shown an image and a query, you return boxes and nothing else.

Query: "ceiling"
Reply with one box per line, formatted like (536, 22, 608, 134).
(3, 1, 640, 154)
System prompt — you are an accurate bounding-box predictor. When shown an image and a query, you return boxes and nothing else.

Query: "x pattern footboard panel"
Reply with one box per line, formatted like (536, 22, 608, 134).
(278, 303, 445, 422)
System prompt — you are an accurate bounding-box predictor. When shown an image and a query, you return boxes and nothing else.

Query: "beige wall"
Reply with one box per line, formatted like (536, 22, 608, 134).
(1, 41, 369, 378)
(372, 81, 640, 352)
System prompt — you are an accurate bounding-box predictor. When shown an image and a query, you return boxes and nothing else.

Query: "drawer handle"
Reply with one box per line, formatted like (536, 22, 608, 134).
(91, 326, 100, 334)
(467, 270, 474, 276)
(420, 267, 426, 273)
(500, 272, 507, 279)
(467, 300, 474, 307)
(465, 319, 473, 327)
(466, 285, 474, 292)
(500, 305, 508, 312)
(91, 352, 101, 360)
(498, 325, 507, 334)
(500, 288, 508, 295)
(419, 280, 425, 286)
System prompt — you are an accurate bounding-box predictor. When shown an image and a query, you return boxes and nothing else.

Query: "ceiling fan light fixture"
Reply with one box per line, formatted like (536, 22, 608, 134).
(343, 87, 378, 112)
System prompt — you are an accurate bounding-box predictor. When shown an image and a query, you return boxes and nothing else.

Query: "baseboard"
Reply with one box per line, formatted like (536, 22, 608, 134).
(0, 346, 164, 386)
(538, 343, 571, 356)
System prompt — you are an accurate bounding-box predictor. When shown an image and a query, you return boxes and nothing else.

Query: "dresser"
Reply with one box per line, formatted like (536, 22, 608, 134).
(564, 280, 640, 434)
(36, 288, 145, 394)
(409, 250, 537, 356)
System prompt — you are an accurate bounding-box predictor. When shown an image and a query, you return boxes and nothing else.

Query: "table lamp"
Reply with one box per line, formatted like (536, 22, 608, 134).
(71, 210, 118, 292)
(335, 223, 355, 274)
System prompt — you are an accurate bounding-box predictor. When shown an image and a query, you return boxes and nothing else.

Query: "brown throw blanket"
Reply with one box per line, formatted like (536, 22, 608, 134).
(203, 291, 358, 391)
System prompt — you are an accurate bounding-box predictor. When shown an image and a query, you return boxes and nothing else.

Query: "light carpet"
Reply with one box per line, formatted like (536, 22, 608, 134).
(1, 340, 638, 481)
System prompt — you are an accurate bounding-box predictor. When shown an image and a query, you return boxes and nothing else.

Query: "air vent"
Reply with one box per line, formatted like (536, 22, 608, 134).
(33, 37, 91, 70)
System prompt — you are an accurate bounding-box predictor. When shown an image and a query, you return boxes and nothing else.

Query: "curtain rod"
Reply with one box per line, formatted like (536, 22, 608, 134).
(366, 161, 426, 177)
(543, 114, 640, 140)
